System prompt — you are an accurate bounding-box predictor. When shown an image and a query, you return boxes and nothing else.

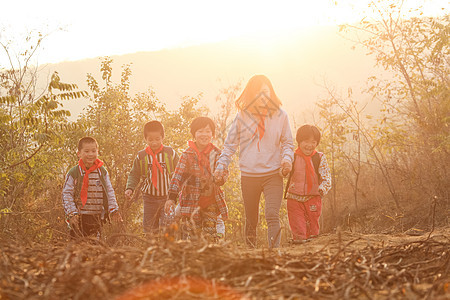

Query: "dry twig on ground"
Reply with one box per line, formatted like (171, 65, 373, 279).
(0, 232, 448, 299)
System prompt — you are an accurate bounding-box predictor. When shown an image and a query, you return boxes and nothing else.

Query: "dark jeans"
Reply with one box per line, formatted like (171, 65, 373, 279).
(70, 214, 102, 238)
(241, 174, 283, 248)
(143, 194, 167, 233)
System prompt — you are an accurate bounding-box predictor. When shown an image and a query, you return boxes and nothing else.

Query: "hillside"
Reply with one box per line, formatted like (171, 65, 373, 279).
(42, 25, 380, 120)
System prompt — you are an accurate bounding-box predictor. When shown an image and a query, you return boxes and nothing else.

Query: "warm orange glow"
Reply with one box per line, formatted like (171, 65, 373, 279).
(117, 277, 243, 300)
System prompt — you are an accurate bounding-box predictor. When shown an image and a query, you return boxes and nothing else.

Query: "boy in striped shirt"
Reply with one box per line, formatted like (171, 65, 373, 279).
(62, 136, 122, 238)
(125, 121, 179, 234)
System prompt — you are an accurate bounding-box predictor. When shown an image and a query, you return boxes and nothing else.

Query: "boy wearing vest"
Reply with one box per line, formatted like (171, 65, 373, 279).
(125, 121, 179, 234)
(62, 136, 122, 238)
(164, 117, 228, 242)
(285, 125, 332, 243)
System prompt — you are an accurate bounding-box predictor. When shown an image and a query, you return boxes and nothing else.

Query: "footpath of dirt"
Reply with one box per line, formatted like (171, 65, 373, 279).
(281, 227, 450, 255)
(0, 228, 449, 300)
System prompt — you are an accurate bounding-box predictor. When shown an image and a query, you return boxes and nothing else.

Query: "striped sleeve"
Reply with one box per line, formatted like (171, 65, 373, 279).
(216, 114, 240, 170)
(318, 154, 332, 195)
(103, 169, 119, 213)
(172, 149, 180, 174)
(62, 173, 79, 216)
(168, 151, 188, 202)
(126, 154, 142, 191)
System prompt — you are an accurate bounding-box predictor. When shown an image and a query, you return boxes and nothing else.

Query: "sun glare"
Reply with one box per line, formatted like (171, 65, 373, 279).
(1, 0, 448, 65)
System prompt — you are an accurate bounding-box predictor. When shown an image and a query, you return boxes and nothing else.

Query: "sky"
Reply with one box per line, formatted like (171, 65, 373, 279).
(1, 0, 447, 66)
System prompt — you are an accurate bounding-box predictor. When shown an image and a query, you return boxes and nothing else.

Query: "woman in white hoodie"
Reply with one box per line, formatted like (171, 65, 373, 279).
(214, 75, 294, 248)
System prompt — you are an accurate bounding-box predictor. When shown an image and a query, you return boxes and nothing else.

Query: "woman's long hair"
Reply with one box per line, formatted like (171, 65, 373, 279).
(235, 75, 282, 115)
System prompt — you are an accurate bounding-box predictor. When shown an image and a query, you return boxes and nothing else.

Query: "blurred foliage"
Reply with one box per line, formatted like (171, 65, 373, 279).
(0, 31, 88, 239)
(319, 1, 449, 232)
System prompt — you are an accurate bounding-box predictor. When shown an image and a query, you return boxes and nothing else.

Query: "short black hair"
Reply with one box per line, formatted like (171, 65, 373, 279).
(190, 117, 215, 137)
(144, 121, 164, 139)
(296, 125, 321, 144)
(78, 136, 98, 151)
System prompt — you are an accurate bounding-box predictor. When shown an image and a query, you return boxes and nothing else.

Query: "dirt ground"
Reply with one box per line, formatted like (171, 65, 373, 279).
(0, 227, 448, 299)
(278, 227, 450, 255)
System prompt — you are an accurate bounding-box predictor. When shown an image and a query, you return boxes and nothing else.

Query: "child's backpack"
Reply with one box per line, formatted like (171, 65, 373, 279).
(138, 146, 177, 178)
(311, 152, 322, 182)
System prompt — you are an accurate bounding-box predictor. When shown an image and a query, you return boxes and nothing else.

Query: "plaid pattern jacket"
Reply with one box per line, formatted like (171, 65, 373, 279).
(168, 144, 228, 219)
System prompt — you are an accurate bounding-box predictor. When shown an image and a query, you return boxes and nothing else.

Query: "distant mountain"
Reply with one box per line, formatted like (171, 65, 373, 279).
(44, 25, 382, 121)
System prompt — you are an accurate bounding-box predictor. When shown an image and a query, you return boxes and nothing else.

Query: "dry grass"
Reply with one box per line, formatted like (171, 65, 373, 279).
(0, 228, 449, 299)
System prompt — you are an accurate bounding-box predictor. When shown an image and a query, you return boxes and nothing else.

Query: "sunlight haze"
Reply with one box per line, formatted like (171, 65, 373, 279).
(3, 0, 446, 65)
(1, 0, 448, 120)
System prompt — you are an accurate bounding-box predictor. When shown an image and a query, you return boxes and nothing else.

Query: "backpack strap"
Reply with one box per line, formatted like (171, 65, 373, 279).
(138, 149, 150, 178)
(138, 147, 175, 177)
(67, 165, 83, 202)
(163, 146, 175, 175)
(98, 166, 109, 220)
(312, 152, 323, 182)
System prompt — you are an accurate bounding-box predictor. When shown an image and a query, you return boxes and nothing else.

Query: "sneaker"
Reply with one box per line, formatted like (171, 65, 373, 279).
(291, 239, 307, 244)
(305, 235, 318, 242)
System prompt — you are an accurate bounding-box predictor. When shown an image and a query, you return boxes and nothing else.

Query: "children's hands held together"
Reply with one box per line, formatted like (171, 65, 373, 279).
(124, 189, 133, 200)
(213, 167, 228, 186)
(280, 159, 292, 177)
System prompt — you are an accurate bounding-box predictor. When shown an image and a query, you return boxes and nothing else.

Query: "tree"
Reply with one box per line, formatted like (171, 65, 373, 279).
(338, 0, 449, 226)
(162, 94, 208, 152)
(0, 30, 88, 240)
(0, 31, 87, 200)
(316, 95, 349, 223)
(213, 81, 242, 147)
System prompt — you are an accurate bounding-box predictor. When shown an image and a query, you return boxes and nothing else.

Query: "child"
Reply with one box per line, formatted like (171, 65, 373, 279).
(165, 117, 228, 241)
(214, 75, 294, 248)
(284, 125, 332, 243)
(62, 136, 122, 238)
(125, 121, 179, 234)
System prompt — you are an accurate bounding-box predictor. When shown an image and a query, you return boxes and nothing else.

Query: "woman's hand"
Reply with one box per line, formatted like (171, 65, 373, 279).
(213, 168, 227, 186)
(280, 159, 292, 177)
